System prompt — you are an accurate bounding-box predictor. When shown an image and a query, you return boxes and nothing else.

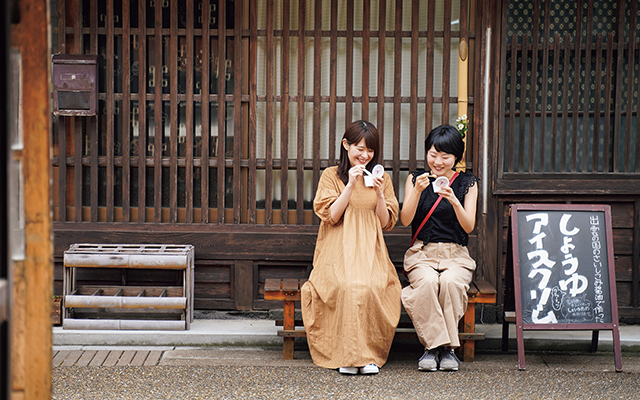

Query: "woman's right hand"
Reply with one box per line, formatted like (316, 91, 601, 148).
(329, 165, 361, 223)
(347, 165, 365, 187)
(413, 172, 433, 193)
(400, 172, 432, 226)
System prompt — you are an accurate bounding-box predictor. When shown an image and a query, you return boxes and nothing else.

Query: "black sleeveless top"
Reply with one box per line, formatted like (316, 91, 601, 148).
(410, 170, 479, 246)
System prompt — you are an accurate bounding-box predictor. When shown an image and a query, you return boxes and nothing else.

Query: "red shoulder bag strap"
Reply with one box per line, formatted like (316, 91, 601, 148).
(410, 172, 459, 246)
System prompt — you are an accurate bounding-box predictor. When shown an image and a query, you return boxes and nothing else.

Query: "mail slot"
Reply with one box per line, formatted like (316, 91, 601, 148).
(52, 54, 99, 116)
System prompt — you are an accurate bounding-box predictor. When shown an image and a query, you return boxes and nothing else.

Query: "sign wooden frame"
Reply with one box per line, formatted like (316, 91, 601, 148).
(508, 204, 622, 371)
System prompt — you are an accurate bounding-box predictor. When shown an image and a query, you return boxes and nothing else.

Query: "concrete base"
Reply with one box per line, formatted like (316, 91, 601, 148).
(54, 319, 640, 353)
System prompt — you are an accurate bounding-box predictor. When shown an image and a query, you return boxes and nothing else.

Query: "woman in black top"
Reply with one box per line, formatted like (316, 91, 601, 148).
(400, 125, 479, 372)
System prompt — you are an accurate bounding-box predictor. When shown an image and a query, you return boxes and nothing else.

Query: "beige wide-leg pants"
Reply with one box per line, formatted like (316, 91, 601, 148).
(401, 241, 476, 350)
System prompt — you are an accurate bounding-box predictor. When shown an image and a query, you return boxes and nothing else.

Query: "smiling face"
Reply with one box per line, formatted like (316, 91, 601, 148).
(343, 138, 375, 167)
(426, 145, 456, 178)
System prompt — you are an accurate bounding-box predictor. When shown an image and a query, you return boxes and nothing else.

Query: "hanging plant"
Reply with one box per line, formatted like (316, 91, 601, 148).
(456, 114, 469, 139)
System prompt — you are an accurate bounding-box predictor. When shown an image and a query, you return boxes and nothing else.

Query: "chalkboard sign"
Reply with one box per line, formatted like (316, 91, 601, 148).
(507, 204, 622, 371)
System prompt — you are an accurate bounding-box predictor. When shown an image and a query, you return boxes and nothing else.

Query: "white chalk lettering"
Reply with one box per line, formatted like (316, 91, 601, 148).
(562, 256, 579, 275)
(526, 213, 549, 234)
(559, 214, 580, 236)
(560, 237, 575, 253)
(529, 232, 547, 249)
(527, 250, 557, 269)
(529, 268, 552, 289)
(532, 309, 558, 324)
(559, 273, 588, 297)
(590, 213, 605, 322)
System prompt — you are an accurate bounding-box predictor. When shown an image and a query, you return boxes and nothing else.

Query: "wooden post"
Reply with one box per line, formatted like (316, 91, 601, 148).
(281, 279, 299, 360)
(458, 38, 469, 117)
(282, 299, 296, 359)
(462, 303, 476, 362)
(10, 0, 53, 398)
(457, 36, 469, 172)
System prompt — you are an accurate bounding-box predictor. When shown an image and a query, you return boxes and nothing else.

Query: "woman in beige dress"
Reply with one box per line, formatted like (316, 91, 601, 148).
(301, 120, 401, 375)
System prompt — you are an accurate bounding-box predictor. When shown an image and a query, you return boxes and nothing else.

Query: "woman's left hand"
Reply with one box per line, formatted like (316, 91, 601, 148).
(438, 186, 461, 208)
(372, 176, 385, 198)
(372, 175, 390, 227)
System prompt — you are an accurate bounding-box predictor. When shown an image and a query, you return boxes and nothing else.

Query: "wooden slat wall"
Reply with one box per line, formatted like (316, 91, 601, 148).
(185, 0, 195, 224)
(90, 1, 98, 223)
(277, 0, 288, 225)
(169, 0, 179, 224)
(200, 0, 211, 223)
(345, 1, 354, 125)
(625, 0, 637, 173)
(153, 0, 162, 223)
(233, 0, 243, 224)
(216, 0, 226, 223)
(392, 0, 402, 189)
(424, 0, 435, 155)
(249, 0, 258, 224)
(56, 0, 67, 222)
(137, 0, 148, 223)
(409, 0, 419, 173)
(312, 0, 322, 226)
(52, 0, 472, 226)
(570, 0, 582, 173)
(296, 0, 306, 224)
(73, 0, 82, 223)
(106, 0, 115, 222)
(122, 0, 131, 223)
(376, 0, 386, 164)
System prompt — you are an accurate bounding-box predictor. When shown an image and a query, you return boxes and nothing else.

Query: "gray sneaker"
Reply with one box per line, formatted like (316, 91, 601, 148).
(418, 349, 439, 371)
(438, 349, 460, 371)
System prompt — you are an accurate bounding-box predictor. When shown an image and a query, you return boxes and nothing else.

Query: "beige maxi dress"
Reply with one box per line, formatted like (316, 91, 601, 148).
(301, 166, 402, 369)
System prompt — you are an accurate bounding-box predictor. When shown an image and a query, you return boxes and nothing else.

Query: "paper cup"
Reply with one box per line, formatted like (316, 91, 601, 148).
(433, 176, 449, 193)
(364, 175, 374, 187)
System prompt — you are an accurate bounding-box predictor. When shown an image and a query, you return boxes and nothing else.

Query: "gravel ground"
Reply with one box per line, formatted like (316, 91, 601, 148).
(52, 349, 640, 399)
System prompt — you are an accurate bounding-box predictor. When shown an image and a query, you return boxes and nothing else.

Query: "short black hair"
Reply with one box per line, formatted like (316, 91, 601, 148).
(424, 125, 465, 165)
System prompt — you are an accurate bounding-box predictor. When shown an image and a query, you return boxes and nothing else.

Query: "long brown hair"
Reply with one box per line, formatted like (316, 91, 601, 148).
(337, 120, 380, 184)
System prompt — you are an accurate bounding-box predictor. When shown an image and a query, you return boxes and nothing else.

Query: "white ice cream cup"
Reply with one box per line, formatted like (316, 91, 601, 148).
(433, 176, 449, 193)
(364, 175, 374, 187)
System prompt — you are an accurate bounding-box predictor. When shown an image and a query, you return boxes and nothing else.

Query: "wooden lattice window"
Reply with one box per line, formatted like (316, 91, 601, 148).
(501, 0, 640, 174)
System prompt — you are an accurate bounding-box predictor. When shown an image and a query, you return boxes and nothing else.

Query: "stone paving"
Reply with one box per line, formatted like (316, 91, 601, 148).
(52, 346, 640, 399)
(52, 320, 640, 399)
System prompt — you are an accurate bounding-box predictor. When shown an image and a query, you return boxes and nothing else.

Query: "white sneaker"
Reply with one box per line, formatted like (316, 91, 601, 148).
(359, 364, 379, 375)
(338, 367, 358, 375)
(438, 349, 460, 371)
(418, 349, 439, 371)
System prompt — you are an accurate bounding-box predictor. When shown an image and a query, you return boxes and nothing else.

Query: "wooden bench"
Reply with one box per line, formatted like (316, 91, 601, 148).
(264, 278, 496, 362)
